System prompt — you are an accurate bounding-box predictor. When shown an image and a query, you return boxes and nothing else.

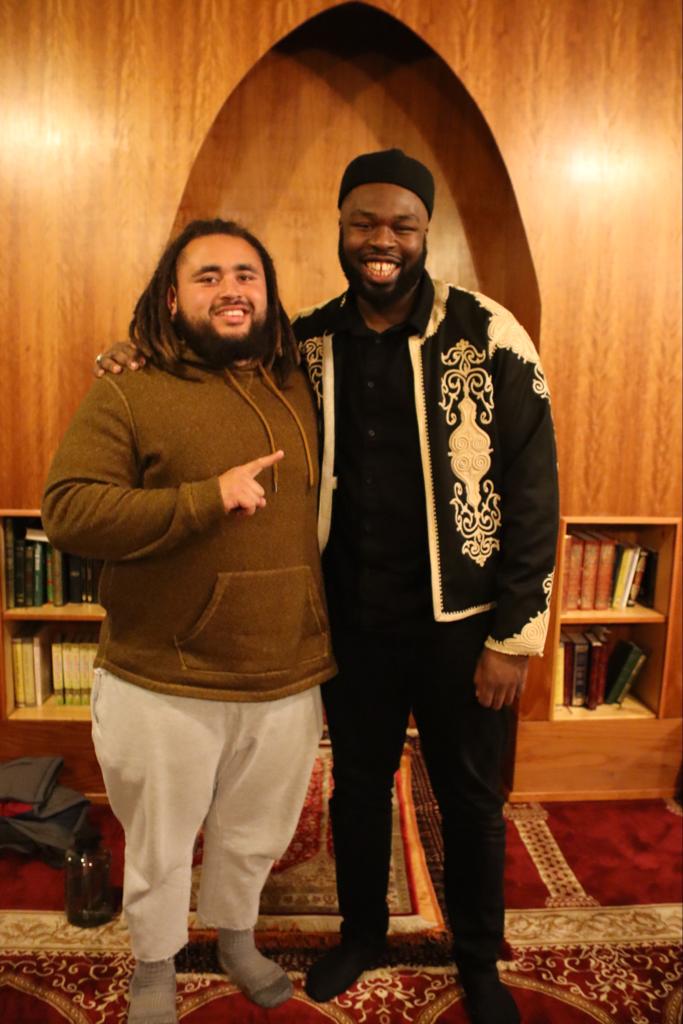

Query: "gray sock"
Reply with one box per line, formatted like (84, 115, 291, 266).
(127, 958, 177, 1024)
(218, 928, 293, 1008)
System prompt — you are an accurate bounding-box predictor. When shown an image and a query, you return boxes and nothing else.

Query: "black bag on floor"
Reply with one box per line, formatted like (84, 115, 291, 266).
(0, 756, 90, 867)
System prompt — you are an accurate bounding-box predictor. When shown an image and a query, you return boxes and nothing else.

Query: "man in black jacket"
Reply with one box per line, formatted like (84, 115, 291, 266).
(95, 150, 559, 1024)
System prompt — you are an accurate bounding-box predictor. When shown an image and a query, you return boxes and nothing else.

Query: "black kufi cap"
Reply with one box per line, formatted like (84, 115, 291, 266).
(338, 148, 435, 218)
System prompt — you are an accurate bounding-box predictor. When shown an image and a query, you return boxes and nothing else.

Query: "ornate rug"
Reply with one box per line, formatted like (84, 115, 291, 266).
(0, 739, 681, 1023)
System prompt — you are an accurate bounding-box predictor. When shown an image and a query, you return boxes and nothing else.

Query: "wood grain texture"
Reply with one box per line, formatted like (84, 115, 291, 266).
(512, 717, 682, 800)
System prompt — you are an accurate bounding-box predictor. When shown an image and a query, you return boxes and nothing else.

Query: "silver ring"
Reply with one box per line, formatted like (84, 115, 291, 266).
(95, 352, 104, 366)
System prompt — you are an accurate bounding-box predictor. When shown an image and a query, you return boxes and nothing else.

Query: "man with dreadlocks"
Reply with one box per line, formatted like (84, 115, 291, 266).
(42, 219, 335, 1023)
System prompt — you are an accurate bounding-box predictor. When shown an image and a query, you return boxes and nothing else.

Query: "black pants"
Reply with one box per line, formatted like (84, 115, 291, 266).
(323, 613, 510, 970)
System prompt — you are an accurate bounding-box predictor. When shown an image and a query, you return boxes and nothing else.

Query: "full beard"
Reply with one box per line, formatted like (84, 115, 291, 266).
(173, 309, 271, 369)
(337, 230, 427, 311)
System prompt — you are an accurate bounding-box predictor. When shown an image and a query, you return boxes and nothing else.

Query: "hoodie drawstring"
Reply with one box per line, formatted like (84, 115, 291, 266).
(224, 366, 315, 493)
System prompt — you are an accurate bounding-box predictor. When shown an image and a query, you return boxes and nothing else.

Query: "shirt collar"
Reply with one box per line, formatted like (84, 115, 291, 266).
(331, 272, 435, 338)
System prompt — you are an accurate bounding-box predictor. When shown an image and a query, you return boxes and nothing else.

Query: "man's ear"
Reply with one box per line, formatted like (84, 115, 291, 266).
(167, 285, 177, 317)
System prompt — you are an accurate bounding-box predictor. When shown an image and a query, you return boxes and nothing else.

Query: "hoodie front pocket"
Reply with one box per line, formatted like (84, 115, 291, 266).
(174, 566, 327, 676)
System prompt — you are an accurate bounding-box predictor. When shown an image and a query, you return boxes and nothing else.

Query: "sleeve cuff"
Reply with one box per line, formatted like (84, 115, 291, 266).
(185, 477, 225, 532)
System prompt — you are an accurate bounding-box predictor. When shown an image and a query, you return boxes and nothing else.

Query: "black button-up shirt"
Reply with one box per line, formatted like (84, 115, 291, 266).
(323, 275, 435, 632)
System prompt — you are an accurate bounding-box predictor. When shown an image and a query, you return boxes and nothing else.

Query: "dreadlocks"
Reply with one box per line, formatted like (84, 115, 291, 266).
(128, 219, 300, 386)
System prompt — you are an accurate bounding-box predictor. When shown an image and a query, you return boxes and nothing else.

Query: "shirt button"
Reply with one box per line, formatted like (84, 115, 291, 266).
(367, 428, 376, 438)
(367, 380, 375, 389)
(362, 521, 372, 534)
(365, 474, 373, 485)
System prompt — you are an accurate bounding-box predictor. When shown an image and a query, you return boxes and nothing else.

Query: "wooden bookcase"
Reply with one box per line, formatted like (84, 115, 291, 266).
(0, 509, 106, 798)
(511, 516, 682, 802)
(2, 510, 681, 803)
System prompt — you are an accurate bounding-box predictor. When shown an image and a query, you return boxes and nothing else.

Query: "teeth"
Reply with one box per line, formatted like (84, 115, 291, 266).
(218, 309, 246, 320)
(365, 261, 398, 278)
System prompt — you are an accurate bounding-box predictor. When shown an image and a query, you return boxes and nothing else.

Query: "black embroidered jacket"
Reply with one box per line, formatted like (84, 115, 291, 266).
(292, 278, 559, 656)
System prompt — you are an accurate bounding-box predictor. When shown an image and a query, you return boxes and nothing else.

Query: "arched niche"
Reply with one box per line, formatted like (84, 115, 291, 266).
(174, 2, 541, 342)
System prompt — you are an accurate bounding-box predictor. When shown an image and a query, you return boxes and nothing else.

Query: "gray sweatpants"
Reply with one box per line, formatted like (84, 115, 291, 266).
(91, 669, 323, 961)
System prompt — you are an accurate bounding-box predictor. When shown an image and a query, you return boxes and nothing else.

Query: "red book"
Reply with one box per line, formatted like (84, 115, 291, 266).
(564, 535, 585, 610)
(584, 628, 610, 709)
(588, 532, 618, 610)
(573, 531, 600, 609)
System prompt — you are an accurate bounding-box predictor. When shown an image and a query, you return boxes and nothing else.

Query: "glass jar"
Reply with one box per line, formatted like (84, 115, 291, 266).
(64, 836, 114, 927)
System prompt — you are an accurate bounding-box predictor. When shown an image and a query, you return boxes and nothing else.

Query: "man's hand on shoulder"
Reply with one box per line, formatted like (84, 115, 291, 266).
(474, 647, 528, 710)
(94, 342, 145, 377)
(219, 451, 285, 516)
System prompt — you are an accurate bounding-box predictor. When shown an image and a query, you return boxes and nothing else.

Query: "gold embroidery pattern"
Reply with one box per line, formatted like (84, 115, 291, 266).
(473, 291, 551, 402)
(485, 572, 554, 656)
(439, 340, 501, 567)
(505, 802, 599, 908)
(299, 336, 323, 408)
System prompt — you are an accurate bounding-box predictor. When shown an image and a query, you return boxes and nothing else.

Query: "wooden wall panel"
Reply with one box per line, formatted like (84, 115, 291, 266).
(0, 0, 680, 521)
(174, 6, 539, 337)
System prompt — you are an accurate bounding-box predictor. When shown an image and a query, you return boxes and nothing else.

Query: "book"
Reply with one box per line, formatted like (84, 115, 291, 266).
(604, 640, 647, 703)
(589, 532, 618, 610)
(564, 629, 590, 706)
(51, 548, 66, 606)
(11, 633, 26, 707)
(627, 548, 650, 606)
(31, 624, 54, 706)
(612, 545, 639, 608)
(24, 541, 35, 607)
(33, 541, 45, 606)
(14, 536, 26, 607)
(584, 627, 610, 709)
(573, 531, 600, 609)
(67, 555, 83, 604)
(564, 535, 585, 610)
(51, 633, 65, 705)
(553, 635, 566, 706)
(638, 549, 659, 608)
(560, 630, 574, 706)
(4, 517, 15, 608)
(559, 533, 573, 610)
(20, 632, 37, 707)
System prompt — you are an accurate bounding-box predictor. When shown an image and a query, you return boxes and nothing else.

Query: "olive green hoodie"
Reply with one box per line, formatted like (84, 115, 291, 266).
(42, 361, 335, 701)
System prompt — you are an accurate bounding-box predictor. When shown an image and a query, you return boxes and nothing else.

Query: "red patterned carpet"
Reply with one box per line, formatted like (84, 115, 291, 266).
(1, 739, 681, 1023)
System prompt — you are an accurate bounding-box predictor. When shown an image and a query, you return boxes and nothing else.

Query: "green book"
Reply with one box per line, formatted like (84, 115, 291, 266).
(604, 640, 647, 704)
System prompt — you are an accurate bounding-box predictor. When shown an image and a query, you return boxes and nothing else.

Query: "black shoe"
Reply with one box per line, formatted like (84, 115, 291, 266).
(458, 966, 521, 1024)
(305, 940, 384, 1002)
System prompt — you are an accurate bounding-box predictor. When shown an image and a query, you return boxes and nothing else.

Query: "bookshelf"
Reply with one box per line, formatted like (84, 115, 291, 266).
(511, 516, 682, 801)
(0, 510, 106, 796)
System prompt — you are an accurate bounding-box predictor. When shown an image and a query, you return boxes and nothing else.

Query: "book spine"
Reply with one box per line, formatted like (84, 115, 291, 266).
(11, 636, 26, 707)
(626, 549, 649, 607)
(51, 636, 64, 705)
(565, 537, 584, 610)
(21, 636, 37, 707)
(594, 541, 616, 610)
(46, 544, 54, 604)
(578, 537, 600, 609)
(561, 633, 574, 706)
(14, 538, 25, 607)
(617, 652, 647, 704)
(4, 518, 15, 608)
(52, 549, 65, 606)
(553, 639, 565, 706)
(572, 643, 590, 706)
(24, 541, 34, 607)
(560, 534, 573, 610)
(67, 555, 83, 604)
(33, 541, 45, 606)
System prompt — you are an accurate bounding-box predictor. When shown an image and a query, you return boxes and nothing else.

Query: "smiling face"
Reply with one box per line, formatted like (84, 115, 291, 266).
(168, 233, 269, 366)
(338, 182, 429, 313)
